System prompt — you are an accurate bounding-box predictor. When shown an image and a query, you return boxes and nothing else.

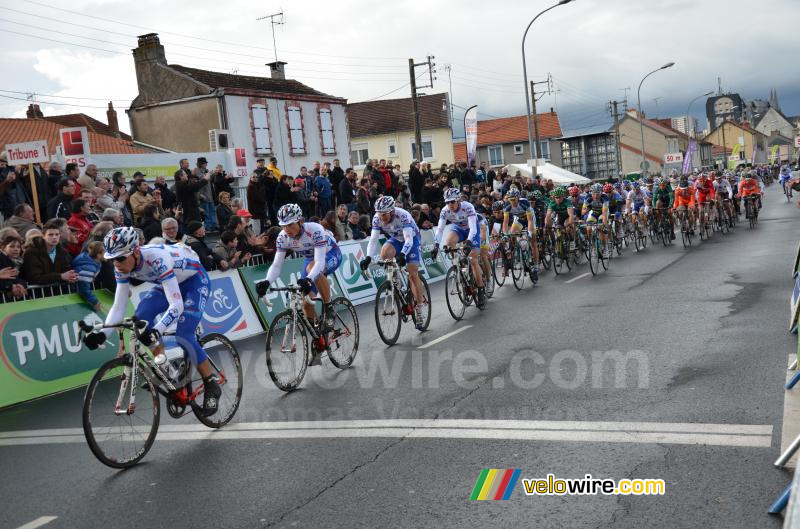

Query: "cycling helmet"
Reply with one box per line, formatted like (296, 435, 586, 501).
(659, 177, 669, 185)
(103, 226, 140, 260)
(591, 183, 603, 194)
(443, 187, 461, 203)
(613, 182, 622, 189)
(632, 181, 641, 189)
(277, 203, 303, 226)
(374, 195, 395, 213)
(506, 187, 521, 198)
(678, 177, 689, 188)
(551, 187, 567, 198)
(602, 183, 613, 193)
(532, 190, 544, 200)
(568, 186, 580, 197)
(491, 200, 505, 212)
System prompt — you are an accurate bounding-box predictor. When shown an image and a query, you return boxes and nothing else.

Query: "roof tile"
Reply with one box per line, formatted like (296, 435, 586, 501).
(476, 113, 562, 146)
(347, 93, 450, 137)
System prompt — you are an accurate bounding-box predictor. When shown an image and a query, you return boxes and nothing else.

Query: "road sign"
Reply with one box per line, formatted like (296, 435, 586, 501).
(664, 152, 684, 164)
(639, 160, 650, 171)
(4, 140, 49, 164)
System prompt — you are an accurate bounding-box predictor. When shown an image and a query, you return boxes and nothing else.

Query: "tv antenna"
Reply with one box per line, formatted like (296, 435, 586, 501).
(256, 11, 284, 63)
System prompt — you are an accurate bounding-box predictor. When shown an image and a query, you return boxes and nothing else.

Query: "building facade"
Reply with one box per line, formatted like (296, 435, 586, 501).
(617, 111, 681, 175)
(705, 93, 744, 131)
(127, 34, 350, 177)
(559, 127, 618, 181)
(703, 120, 769, 169)
(346, 93, 452, 170)
(470, 112, 563, 168)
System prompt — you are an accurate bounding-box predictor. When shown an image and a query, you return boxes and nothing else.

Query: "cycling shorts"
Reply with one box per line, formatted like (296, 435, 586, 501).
(387, 236, 421, 265)
(446, 224, 481, 249)
(302, 246, 343, 294)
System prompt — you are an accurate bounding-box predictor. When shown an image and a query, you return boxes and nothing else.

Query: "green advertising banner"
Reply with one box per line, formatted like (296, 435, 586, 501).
(238, 258, 345, 328)
(0, 290, 129, 408)
(420, 230, 451, 280)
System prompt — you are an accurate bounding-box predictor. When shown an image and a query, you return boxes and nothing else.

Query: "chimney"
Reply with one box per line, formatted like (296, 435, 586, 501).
(26, 104, 43, 119)
(266, 61, 287, 80)
(106, 101, 119, 133)
(132, 33, 167, 104)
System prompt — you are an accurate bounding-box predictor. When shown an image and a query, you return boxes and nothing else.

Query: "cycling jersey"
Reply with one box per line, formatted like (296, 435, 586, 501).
(606, 192, 625, 215)
(504, 198, 535, 229)
(626, 189, 649, 214)
(673, 187, 695, 208)
(652, 187, 673, 208)
(583, 195, 608, 218)
(714, 179, 733, 198)
(106, 244, 210, 366)
(694, 179, 714, 203)
(367, 207, 421, 264)
(266, 221, 339, 283)
(435, 201, 478, 246)
(739, 179, 760, 197)
(547, 197, 574, 224)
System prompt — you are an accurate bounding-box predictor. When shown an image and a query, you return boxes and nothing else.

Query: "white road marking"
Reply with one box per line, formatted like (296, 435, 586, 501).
(416, 325, 472, 349)
(0, 420, 772, 448)
(16, 516, 58, 529)
(565, 272, 591, 284)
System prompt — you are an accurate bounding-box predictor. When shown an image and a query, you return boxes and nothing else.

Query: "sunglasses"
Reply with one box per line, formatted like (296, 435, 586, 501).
(112, 255, 129, 263)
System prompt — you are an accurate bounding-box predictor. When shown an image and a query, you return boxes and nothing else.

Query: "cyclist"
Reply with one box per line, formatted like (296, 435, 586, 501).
(738, 173, 762, 213)
(780, 165, 794, 198)
(501, 187, 540, 279)
(625, 181, 649, 230)
(431, 188, 487, 307)
(582, 183, 611, 257)
(545, 187, 576, 246)
(569, 185, 585, 215)
(82, 227, 221, 416)
(694, 172, 715, 229)
(652, 177, 675, 240)
(477, 213, 493, 290)
(672, 176, 696, 234)
(604, 183, 625, 241)
(360, 196, 426, 329)
(713, 172, 734, 221)
(255, 203, 342, 334)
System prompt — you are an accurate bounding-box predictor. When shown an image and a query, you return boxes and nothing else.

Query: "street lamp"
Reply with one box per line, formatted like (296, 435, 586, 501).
(637, 62, 675, 175)
(685, 91, 713, 139)
(522, 0, 574, 175)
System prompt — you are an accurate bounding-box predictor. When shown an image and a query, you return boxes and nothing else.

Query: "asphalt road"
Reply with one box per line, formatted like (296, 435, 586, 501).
(1, 186, 797, 529)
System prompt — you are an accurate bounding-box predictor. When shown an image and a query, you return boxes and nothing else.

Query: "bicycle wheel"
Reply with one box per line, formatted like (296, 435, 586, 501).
(265, 310, 309, 392)
(562, 238, 572, 270)
(588, 233, 599, 276)
(374, 282, 401, 345)
(511, 244, 526, 290)
(599, 236, 609, 271)
(552, 237, 563, 276)
(412, 276, 432, 331)
(482, 256, 495, 299)
(538, 237, 552, 271)
(192, 333, 243, 428)
(492, 247, 507, 287)
(327, 297, 359, 369)
(445, 265, 466, 321)
(83, 355, 160, 469)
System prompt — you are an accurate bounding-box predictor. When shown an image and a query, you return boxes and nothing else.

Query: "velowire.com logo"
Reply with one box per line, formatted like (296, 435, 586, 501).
(469, 469, 521, 501)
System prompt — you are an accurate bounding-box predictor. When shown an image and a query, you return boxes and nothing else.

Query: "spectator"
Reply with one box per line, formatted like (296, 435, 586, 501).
(78, 188, 100, 225)
(174, 159, 208, 224)
(111, 171, 127, 198)
(139, 203, 162, 243)
(358, 214, 371, 237)
(153, 175, 176, 214)
(334, 204, 352, 241)
(315, 166, 334, 216)
(418, 203, 435, 230)
(83, 221, 116, 291)
(129, 178, 153, 225)
(254, 158, 267, 177)
(161, 217, 186, 245)
(273, 174, 298, 214)
(94, 177, 126, 216)
(339, 168, 356, 210)
(356, 178, 372, 215)
(0, 229, 26, 299)
(293, 168, 311, 216)
(246, 172, 268, 225)
(362, 159, 374, 179)
(422, 178, 442, 210)
(213, 231, 249, 270)
(184, 220, 216, 270)
(45, 161, 64, 195)
(64, 163, 82, 198)
(0, 153, 18, 218)
(102, 208, 124, 227)
(22, 219, 77, 285)
(330, 158, 345, 203)
(150, 187, 166, 218)
(47, 178, 75, 220)
(228, 213, 265, 255)
(216, 191, 235, 229)
(268, 157, 283, 179)
(77, 164, 99, 191)
(320, 210, 337, 236)
(408, 161, 423, 203)
(4, 203, 38, 238)
(72, 241, 105, 310)
(211, 164, 234, 200)
(347, 211, 365, 240)
(67, 199, 93, 256)
(194, 157, 218, 231)
(23, 228, 42, 252)
(396, 181, 411, 208)
(262, 169, 279, 224)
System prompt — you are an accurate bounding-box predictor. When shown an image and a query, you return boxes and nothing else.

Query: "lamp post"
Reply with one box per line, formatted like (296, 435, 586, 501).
(522, 0, 574, 176)
(685, 91, 713, 140)
(637, 62, 675, 175)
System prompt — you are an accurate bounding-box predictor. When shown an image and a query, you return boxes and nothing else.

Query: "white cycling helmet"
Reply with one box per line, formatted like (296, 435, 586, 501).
(103, 226, 140, 259)
(506, 186, 520, 198)
(443, 187, 462, 203)
(277, 203, 303, 226)
(374, 195, 395, 213)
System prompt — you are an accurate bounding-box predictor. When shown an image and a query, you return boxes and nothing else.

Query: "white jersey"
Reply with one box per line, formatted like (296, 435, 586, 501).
(266, 222, 337, 283)
(367, 207, 419, 258)
(626, 189, 647, 206)
(435, 201, 478, 243)
(714, 179, 733, 196)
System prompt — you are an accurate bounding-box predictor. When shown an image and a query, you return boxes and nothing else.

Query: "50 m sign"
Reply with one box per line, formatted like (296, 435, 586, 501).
(663, 152, 684, 164)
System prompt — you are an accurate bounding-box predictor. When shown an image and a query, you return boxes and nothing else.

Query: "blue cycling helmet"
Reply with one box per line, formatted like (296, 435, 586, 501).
(591, 183, 603, 193)
(443, 188, 462, 203)
(506, 187, 520, 198)
(632, 181, 640, 189)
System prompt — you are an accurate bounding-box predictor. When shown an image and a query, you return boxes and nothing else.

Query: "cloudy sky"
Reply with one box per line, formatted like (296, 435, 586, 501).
(1, 0, 798, 139)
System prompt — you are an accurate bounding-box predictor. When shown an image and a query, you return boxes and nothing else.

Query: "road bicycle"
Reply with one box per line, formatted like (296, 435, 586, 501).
(444, 242, 488, 320)
(630, 214, 648, 252)
(80, 317, 242, 468)
(265, 284, 359, 391)
(675, 207, 693, 248)
(697, 202, 713, 240)
(547, 224, 572, 276)
(583, 221, 608, 276)
(367, 258, 431, 345)
(743, 196, 759, 229)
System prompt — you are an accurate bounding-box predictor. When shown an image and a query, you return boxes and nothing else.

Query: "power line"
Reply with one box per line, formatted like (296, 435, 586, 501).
(0, 93, 109, 108)
(0, 88, 133, 102)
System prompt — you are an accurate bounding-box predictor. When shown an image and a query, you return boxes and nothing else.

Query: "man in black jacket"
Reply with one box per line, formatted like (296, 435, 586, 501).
(408, 161, 423, 203)
(330, 159, 345, 204)
(184, 220, 218, 270)
(338, 169, 356, 211)
(154, 175, 177, 213)
(47, 178, 75, 220)
(47, 162, 64, 197)
(175, 159, 209, 224)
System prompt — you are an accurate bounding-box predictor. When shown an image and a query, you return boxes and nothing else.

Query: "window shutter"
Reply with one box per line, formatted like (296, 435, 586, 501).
(319, 109, 335, 154)
(251, 104, 270, 153)
(288, 106, 305, 154)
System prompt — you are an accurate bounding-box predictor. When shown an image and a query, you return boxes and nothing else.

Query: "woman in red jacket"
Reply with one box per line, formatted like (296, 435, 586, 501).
(67, 199, 94, 256)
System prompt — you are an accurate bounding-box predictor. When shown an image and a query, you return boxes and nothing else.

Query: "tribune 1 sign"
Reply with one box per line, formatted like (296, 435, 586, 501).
(4, 140, 50, 165)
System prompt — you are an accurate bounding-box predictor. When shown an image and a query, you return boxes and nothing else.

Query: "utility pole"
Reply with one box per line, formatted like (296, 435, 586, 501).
(610, 100, 624, 177)
(408, 56, 436, 163)
(256, 12, 284, 63)
(529, 74, 552, 163)
(445, 64, 454, 132)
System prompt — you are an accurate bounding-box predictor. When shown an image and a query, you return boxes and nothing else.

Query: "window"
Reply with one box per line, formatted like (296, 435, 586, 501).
(351, 143, 369, 166)
(319, 108, 335, 155)
(410, 135, 434, 161)
(513, 144, 524, 155)
(388, 140, 397, 156)
(538, 140, 550, 160)
(287, 105, 305, 154)
(251, 104, 271, 154)
(488, 145, 503, 166)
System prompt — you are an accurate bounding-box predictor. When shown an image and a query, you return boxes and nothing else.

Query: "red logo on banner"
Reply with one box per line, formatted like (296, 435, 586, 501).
(62, 130, 85, 156)
(235, 148, 246, 167)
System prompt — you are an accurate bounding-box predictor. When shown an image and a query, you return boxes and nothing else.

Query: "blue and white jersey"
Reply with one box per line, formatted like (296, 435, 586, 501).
(626, 189, 647, 207)
(274, 221, 336, 260)
(114, 244, 203, 286)
(438, 201, 477, 229)
(371, 207, 420, 241)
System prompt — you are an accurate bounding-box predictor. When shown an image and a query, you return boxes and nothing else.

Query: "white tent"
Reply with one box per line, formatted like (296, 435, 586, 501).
(502, 162, 591, 185)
